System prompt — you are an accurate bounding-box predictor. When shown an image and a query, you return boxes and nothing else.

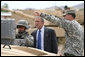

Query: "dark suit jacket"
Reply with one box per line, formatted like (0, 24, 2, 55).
(31, 27, 58, 54)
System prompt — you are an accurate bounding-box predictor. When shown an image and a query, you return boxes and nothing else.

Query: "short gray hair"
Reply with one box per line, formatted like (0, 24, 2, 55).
(35, 16, 44, 22)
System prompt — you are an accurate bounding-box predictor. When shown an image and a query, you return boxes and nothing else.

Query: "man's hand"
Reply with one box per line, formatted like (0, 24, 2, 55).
(34, 11, 41, 16)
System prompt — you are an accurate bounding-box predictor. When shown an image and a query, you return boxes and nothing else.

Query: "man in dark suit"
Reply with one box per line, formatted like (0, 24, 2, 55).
(31, 16, 58, 54)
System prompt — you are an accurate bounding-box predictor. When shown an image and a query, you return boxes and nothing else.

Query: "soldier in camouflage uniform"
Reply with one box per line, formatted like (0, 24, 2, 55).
(16, 20, 34, 47)
(34, 10, 84, 56)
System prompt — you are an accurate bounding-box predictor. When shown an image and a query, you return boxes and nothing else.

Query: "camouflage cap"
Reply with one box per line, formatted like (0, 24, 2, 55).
(63, 10, 75, 16)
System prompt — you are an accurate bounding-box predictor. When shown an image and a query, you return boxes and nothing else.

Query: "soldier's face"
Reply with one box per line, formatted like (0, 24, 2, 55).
(35, 18, 44, 29)
(18, 26, 25, 32)
(64, 14, 73, 21)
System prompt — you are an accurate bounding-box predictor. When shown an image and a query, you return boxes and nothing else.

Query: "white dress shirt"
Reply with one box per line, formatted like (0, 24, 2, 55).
(36, 26, 44, 50)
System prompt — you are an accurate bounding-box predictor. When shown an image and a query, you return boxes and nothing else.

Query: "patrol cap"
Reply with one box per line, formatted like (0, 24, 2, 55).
(63, 10, 75, 16)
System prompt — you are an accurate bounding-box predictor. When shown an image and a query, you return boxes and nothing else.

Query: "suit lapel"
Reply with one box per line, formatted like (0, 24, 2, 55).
(34, 30, 37, 48)
(44, 27, 48, 39)
(44, 27, 48, 49)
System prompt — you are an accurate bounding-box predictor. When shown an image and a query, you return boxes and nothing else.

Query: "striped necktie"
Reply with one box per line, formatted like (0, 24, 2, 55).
(37, 30, 41, 49)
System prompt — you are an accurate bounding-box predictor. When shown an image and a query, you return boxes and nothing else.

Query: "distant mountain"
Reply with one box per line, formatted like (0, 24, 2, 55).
(73, 3, 84, 9)
(44, 3, 84, 10)
(59, 3, 84, 10)
(25, 8, 37, 10)
(45, 6, 62, 10)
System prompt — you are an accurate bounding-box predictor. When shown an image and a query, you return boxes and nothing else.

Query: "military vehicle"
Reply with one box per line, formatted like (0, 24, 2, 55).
(1, 18, 58, 56)
(1, 8, 59, 56)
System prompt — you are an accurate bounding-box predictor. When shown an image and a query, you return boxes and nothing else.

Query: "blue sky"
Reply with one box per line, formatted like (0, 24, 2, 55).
(1, 1, 84, 10)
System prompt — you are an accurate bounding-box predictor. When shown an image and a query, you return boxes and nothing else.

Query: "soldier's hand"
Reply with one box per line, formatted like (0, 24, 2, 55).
(34, 11, 41, 16)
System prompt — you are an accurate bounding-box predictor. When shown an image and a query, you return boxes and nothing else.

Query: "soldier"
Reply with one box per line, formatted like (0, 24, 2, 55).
(63, 5, 70, 16)
(34, 10, 84, 56)
(16, 20, 34, 47)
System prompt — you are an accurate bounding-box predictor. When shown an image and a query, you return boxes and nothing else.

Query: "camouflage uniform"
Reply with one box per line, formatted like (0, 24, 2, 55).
(15, 20, 34, 47)
(39, 11, 84, 56)
(16, 31, 34, 47)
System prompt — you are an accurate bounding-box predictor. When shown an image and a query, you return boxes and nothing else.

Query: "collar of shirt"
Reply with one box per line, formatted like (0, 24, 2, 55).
(37, 26, 45, 32)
